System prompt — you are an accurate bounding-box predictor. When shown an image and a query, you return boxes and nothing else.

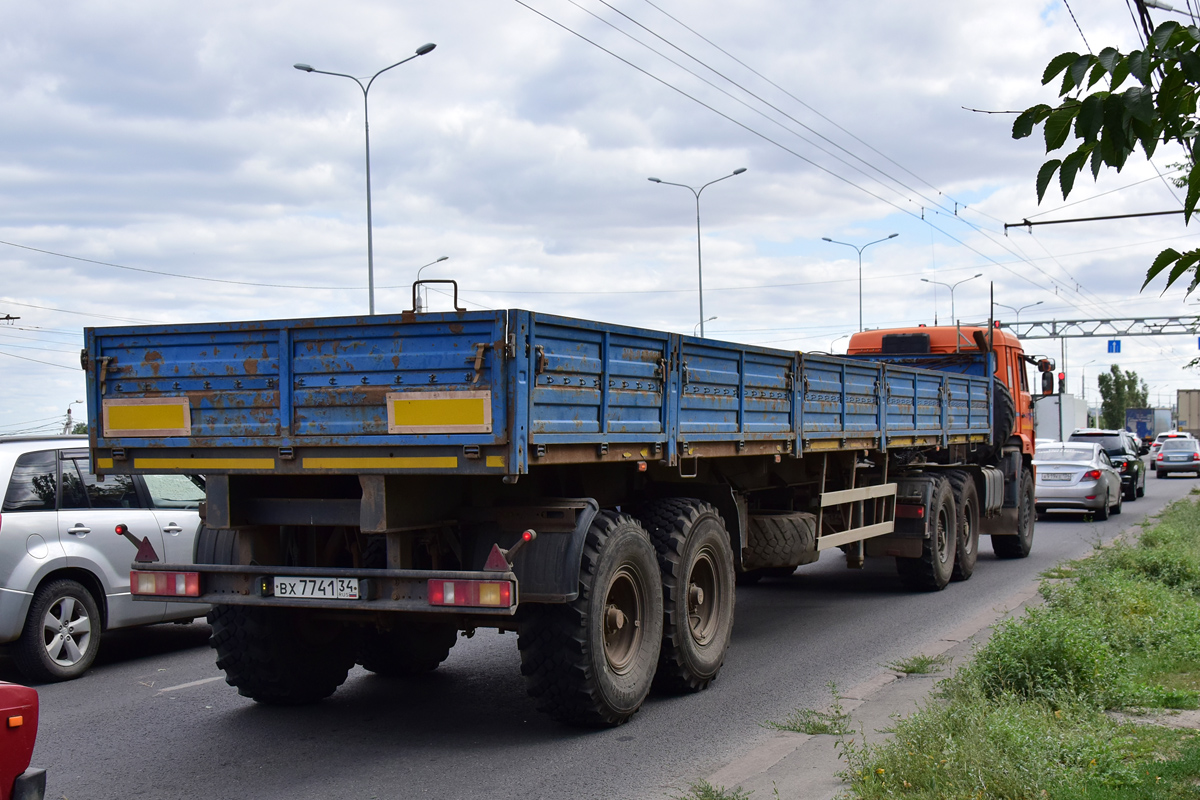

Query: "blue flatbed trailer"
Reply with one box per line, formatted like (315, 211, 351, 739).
(82, 301, 1031, 725)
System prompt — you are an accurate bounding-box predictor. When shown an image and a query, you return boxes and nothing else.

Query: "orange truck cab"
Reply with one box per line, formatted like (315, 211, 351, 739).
(846, 324, 1036, 458)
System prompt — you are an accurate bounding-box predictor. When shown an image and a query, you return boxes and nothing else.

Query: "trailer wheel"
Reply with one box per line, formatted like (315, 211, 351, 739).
(208, 604, 355, 705)
(359, 622, 458, 676)
(635, 499, 736, 693)
(896, 476, 957, 591)
(946, 471, 980, 582)
(517, 511, 662, 726)
(992, 468, 1036, 559)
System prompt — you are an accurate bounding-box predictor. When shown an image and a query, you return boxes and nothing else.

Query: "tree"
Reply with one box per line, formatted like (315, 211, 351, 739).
(1012, 19, 1200, 292)
(1097, 364, 1149, 429)
(71, 422, 87, 435)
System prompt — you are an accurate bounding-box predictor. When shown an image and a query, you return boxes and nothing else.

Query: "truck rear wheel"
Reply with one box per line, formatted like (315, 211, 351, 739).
(946, 471, 980, 582)
(896, 476, 957, 591)
(357, 618, 456, 676)
(517, 511, 663, 726)
(208, 604, 356, 705)
(992, 468, 1035, 559)
(635, 499, 735, 693)
(359, 622, 458, 676)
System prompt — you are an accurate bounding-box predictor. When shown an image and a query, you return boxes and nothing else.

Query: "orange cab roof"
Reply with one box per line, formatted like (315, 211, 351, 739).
(846, 325, 1022, 354)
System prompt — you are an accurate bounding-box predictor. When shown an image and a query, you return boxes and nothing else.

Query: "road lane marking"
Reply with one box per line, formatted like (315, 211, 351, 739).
(156, 676, 224, 694)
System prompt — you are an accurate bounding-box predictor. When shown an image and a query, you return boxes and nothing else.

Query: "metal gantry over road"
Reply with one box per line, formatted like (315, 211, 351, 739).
(998, 316, 1200, 339)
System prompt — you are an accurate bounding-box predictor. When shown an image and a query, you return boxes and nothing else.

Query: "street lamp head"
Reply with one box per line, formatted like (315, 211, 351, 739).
(435, 255, 448, 263)
(920, 278, 931, 284)
(887, 233, 899, 239)
(972, 272, 983, 278)
(415, 43, 437, 56)
(732, 167, 747, 175)
(821, 237, 832, 242)
(293, 63, 314, 72)
(648, 177, 662, 183)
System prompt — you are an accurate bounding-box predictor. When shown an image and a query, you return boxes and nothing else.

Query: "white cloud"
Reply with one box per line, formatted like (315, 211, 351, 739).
(1, 0, 1197, 434)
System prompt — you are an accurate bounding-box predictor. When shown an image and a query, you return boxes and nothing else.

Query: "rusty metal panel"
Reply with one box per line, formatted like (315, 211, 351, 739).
(678, 338, 793, 439)
(527, 314, 669, 442)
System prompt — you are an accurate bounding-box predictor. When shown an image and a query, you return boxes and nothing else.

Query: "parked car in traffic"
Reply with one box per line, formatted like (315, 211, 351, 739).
(1068, 428, 1146, 501)
(0, 436, 208, 682)
(1034, 441, 1123, 519)
(1155, 437, 1200, 478)
(0, 681, 45, 800)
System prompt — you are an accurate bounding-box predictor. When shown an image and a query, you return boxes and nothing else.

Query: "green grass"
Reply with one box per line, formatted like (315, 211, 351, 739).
(884, 653, 951, 675)
(668, 779, 752, 800)
(839, 496, 1200, 799)
(764, 682, 852, 735)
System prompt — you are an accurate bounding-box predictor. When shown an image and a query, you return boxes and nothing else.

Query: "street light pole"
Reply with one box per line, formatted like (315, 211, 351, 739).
(649, 168, 747, 338)
(295, 43, 437, 315)
(994, 300, 1043, 327)
(414, 256, 450, 312)
(694, 316, 717, 337)
(921, 273, 983, 324)
(821, 234, 899, 332)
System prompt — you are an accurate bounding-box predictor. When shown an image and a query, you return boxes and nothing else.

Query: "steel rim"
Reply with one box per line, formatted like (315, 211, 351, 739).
(603, 565, 644, 675)
(42, 595, 92, 667)
(961, 502, 975, 557)
(687, 545, 720, 646)
(936, 505, 952, 565)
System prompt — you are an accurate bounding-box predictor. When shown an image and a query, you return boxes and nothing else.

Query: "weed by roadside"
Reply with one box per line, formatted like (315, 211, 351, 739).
(764, 682, 852, 735)
(668, 779, 751, 800)
(884, 653, 950, 675)
(839, 495, 1200, 799)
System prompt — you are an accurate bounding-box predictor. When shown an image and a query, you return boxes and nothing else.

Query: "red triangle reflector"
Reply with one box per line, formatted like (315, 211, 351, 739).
(484, 544, 509, 572)
(134, 536, 161, 563)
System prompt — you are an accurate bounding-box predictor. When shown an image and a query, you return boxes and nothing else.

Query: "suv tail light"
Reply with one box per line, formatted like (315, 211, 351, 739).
(1157, 453, 1164, 461)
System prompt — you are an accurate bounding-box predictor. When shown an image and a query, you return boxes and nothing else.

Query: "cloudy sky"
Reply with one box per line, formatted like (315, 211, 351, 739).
(2, 0, 1198, 435)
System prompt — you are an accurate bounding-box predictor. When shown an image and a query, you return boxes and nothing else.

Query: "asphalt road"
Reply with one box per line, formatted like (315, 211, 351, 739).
(7, 470, 1195, 800)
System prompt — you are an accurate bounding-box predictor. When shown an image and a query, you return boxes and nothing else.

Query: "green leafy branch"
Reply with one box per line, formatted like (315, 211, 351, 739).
(1013, 21, 1200, 293)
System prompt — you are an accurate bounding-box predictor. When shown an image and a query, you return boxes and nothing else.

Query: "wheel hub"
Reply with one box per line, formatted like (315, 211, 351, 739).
(602, 566, 644, 675)
(687, 548, 720, 646)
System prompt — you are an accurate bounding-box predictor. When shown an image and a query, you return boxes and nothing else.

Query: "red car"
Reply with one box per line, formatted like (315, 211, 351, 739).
(0, 682, 45, 800)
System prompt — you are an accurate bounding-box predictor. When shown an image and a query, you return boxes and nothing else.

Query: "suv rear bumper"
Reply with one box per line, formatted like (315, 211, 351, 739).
(0, 587, 33, 643)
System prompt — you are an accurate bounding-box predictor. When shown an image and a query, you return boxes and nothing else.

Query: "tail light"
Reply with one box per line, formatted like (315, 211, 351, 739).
(1082, 469, 1102, 480)
(1157, 453, 1164, 461)
(428, 579, 513, 608)
(131, 570, 200, 597)
(1193, 453, 1200, 462)
(1118, 462, 1128, 472)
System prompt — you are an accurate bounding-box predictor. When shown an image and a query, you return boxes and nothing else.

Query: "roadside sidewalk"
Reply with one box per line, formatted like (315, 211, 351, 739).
(694, 582, 1044, 800)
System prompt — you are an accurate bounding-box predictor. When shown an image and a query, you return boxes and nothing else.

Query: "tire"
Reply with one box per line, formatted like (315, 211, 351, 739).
(14, 579, 102, 682)
(1137, 472, 1146, 497)
(1123, 481, 1137, 502)
(359, 622, 458, 676)
(209, 604, 356, 705)
(992, 467, 1035, 559)
(201, 525, 356, 704)
(1112, 488, 1123, 516)
(635, 499, 736, 693)
(1157, 470, 1165, 479)
(896, 476, 957, 591)
(946, 470, 980, 582)
(742, 511, 817, 570)
(992, 383, 1017, 446)
(1095, 497, 1110, 520)
(517, 511, 663, 726)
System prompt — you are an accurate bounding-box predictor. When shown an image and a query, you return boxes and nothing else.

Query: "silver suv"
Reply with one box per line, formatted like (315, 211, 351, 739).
(0, 436, 207, 682)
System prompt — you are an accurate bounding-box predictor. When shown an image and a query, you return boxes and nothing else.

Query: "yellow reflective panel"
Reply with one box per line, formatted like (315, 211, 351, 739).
(478, 583, 502, 606)
(386, 391, 492, 434)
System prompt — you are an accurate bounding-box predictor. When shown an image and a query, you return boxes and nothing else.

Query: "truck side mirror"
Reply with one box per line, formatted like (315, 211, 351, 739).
(1041, 371, 1053, 395)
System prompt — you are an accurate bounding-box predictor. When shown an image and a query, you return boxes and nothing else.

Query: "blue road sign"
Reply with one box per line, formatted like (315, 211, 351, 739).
(1108, 339, 1121, 353)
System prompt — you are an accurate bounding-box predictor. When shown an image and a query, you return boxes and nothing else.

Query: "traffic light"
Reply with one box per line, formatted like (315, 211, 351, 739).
(1038, 359, 1054, 395)
(1058, 372, 1066, 394)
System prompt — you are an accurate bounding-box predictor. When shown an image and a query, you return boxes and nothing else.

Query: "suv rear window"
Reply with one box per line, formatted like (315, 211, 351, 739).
(2, 450, 58, 512)
(1068, 433, 1126, 456)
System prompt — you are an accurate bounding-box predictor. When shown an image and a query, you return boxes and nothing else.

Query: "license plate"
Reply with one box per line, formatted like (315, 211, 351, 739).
(274, 577, 359, 600)
(1042, 473, 1071, 481)
(1170, 456, 1188, 462)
